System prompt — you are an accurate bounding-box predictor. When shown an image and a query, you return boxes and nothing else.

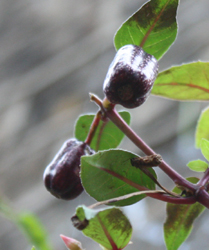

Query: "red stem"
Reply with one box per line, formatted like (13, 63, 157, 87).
(145, 191, 196, 205)
(85, 111, 102, 145)
(198, 168, 209, 187)
(104, 106, 196, 191)
(195, 188, 209, 208)
(90, 94, 209, 207)
(206, 183, 209, 192)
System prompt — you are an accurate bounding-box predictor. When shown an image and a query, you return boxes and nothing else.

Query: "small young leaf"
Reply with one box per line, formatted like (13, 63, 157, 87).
(74, 111, 131, 151)
(75, 206, 132, 250)
(114, 0, 179, 60)
(31, 247, 36, 250)
(60, 235, 84, 250)
(200, 139, 209, 162)
(187, 159, 208, 172)
(152, 62, 209, 100)
(81, 149, 156, 206)
(17, 212, 53, 250)
(164, 177, 205, 250)
(195, 106, 209, 148)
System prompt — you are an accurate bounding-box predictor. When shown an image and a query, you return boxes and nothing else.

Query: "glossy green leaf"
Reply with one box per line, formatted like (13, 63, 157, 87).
(164, 177, 205, 250)
(74, 111, 131, 152)
(17, 212, 53, 250)
(152, 62, 209, 100)
(75, 206, 132, 250)
(195, 106, 209, 148)
(81, 149, 156, 206)
(187, 159, 208, 172)
(200, 139, 209, 162)
(114, 0, 179, 60)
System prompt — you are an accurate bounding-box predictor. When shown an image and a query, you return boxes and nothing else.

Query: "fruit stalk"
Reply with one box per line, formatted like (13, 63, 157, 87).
(85, 110, 102, 145)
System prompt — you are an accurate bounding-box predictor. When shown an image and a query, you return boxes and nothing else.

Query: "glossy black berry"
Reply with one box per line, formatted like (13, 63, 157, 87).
(103, 44, 159, 108)
(43, 138, 94, 200)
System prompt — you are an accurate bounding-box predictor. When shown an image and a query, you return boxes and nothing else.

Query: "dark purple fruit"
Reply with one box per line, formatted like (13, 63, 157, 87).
(43, 138, 94, 200)
(103, 44, 159, 108)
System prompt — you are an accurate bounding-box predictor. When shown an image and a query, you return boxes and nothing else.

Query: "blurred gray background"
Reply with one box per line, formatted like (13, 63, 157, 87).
(0, 0, 209, 249)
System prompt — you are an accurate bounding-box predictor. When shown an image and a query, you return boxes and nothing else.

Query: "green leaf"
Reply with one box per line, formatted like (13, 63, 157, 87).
(187, 159, 208, 172)
(17, 212, 53, 250)
(81, 149, 156, 206)
(195, 106, 209, 148)
(74, 111, 131, 151)
(152, 62, 209, 100)
(114, 0, 179, 60)
(75, 206, 132, 250)
(31, 247, 36, 250)
(200, 139, 209, 162)
(164, 177, 205, 250)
